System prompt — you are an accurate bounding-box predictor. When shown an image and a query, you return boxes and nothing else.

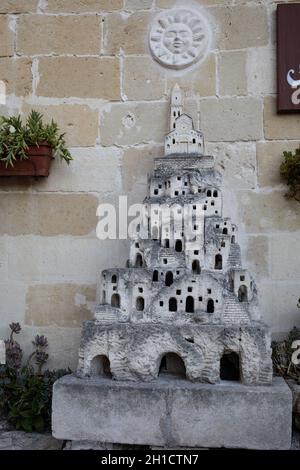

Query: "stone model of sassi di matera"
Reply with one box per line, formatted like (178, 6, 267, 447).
(77, 85, 273, 386)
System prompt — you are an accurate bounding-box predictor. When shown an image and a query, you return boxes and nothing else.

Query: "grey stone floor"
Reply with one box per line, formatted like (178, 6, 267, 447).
(0, 420, 63, 450)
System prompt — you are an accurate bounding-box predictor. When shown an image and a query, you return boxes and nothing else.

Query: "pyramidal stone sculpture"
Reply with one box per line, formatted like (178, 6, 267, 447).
(77, 84, 273, 385)
(52, 86, 292, 450)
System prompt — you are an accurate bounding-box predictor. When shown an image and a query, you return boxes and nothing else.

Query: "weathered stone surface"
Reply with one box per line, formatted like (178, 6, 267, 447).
(100, 102, 168, 146)
(22, 104, 99, 147)
(270, 233, 300, 281)
(200, 98, 263, 141)
(170, 377, 291, 449)
(155, 0, 176, 6)
(46, 0, 123, 12)
(125, 0, 153, 9)
(247, 48, 276, 96)
(19, 326, 81, 371)
(0, 58, 32, 96)
(0, 16, 14, 57)
(206, 142, 256, 189)
(52, 375, 292, 449)
(25, 284, 96, 327)
(104, 12, 153, 55)
(37, 57, 120, 100)
(211, 5, 269, 50)
(17, 15, 102, 56)
(157, 0, 231, 6)
(0, 194, 99, 236)
(257, 141, 299, 188)
(7, 237, 127, 283)
(0, 239, 8, 279)
(0, 148, 122, 193)
(122, 145, 164, 204)
(0, 283, 27, 329)
(78, 323, 272, 385)
(259, 282, 300, 335)
(47, 148, 122, 192)
(218, 51, 247, 96)
(0, 0, 38, 13)
(264, 96, 300, 140)
(53, 375, 167, 445)
(0, 432, 63, 450)
(167, 54, 216, 97)
(246, 235, 269, 279)
(236, 190, 300, 233)
(123, 57, 165, 101)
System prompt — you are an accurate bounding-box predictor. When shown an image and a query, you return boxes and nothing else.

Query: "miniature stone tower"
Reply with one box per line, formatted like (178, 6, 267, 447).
(77, 86, 273, 386)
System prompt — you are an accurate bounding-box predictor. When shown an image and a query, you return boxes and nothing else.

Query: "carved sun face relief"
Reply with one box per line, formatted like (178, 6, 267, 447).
(149, 8, 211, 70)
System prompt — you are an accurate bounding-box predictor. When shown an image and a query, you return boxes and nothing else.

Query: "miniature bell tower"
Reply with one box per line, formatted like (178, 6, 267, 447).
(170, 83, 183, 130)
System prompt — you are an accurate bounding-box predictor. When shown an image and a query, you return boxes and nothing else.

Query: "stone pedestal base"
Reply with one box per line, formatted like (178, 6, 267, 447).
(52, 375, 292, 450)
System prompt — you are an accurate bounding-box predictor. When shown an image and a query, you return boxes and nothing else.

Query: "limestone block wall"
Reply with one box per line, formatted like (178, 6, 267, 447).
(0, 0, 299, 369)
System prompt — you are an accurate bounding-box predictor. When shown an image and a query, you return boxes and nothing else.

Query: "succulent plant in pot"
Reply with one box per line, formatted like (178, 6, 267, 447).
(0, 111, 73, 177)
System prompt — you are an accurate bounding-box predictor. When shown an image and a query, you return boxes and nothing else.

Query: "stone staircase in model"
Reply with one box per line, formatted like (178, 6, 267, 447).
(158, 248, 186, 267)
(223, 292, 250, 324)
(227, 243, 242, 268)
(94, 305, 124, 323)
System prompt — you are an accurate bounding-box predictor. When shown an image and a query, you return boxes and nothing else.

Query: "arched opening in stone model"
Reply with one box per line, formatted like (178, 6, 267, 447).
(192, 259, 201, 274)
(215, 254, 223, 270)
(207, 189, 212, 197)
(207, 298, 214, 313)
(152, 226, 159, 240)
(153, 270, 159, 282)
(164, 239, 170, 248)
(136, 296, 145, 311)
(102, 290, 106, 303)
(158, 353, 186, 379)
(213, 190, 218, 197)
(231, 235, 235, 244)
(222, 228, 228, 235)
(111, 274, 117, 283)
(90, 355, 112, 378)
(165, 271, 173, 287)
(135, 253, 143, 267)
(220, 351, 240, 381)
(185, 296, 194, 313)
(175, 239, 182, 252)
(238, 285, 248, 302)
(169, 297, 177, 312)
(111, 293, 120, 308)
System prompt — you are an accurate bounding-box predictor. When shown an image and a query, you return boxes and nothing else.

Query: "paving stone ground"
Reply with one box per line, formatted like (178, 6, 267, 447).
(0, 420, 63, 450)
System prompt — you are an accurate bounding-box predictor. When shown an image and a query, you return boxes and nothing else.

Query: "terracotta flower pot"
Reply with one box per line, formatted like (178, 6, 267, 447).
(0, 142, 54, 177)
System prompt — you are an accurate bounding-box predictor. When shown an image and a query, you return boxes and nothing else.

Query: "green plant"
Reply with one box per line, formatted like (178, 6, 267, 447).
(280, 147, 300, 201)
(0, 111, 73, 167)
(0, 323, 71, 432)
(0, 368, 71, 432)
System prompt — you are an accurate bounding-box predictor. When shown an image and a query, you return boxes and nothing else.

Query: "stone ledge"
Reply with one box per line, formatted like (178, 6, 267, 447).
(52, 375, 292, 450)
